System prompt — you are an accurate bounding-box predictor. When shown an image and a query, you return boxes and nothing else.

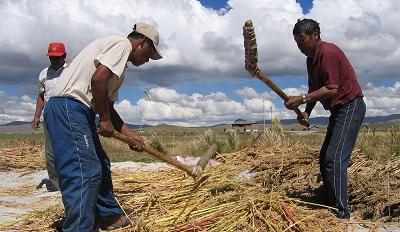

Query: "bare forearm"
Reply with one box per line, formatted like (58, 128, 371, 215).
(109, 104, 139, 139)
(121, 123, 137, 137)
(91, 66, 112, 121)
(110, 105, 124, 132)
(305, 102, 316, 115)
(285, 86, 337, 112)
(33, 94, 45, 119)
(305, 86, 337, 103)
(109, 104, 143, 149)
(121, 123, 145, 151)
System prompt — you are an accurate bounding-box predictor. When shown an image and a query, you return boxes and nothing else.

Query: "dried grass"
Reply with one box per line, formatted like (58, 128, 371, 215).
(1, 128, 399, 231)
(0, 145, 45, 172)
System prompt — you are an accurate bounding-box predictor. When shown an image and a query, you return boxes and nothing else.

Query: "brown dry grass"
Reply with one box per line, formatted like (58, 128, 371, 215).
(0, 123, 399, 231)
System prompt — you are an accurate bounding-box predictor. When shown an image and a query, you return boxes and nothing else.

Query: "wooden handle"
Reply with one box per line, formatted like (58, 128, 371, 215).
(112, 130, 196, 178)
(256, 69, 290, 101)
(243, 20, 310, 127)
(256, 69, 310, 127)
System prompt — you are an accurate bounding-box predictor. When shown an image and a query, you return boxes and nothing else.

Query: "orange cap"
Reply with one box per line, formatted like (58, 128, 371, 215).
(47, 42, 66, 56)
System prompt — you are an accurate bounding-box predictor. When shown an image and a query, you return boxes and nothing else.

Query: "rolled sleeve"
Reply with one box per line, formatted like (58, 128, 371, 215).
(38, 68, 48, 94)
(95, 42, 131, 79)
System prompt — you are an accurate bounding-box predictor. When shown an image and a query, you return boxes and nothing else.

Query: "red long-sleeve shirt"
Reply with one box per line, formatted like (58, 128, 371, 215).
(307, 40, 362, 110)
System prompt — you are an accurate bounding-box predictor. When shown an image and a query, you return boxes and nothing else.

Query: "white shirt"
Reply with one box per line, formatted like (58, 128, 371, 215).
(38, 63, 68, 102)
(48, 35, 132, 108)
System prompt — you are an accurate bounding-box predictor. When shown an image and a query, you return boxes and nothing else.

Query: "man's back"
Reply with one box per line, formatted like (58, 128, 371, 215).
(48, 35, 132, 107)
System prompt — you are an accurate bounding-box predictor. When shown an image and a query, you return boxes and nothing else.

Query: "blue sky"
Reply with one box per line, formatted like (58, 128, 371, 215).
(199, 0, 313, 13)
(0, 0, 399, 126)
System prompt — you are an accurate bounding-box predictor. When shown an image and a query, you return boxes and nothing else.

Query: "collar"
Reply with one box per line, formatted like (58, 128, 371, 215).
(311, 40, 322, 65)
(49, 61, 68, 71)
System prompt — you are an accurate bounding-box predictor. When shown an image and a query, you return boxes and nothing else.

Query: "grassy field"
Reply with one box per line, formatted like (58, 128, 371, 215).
(0, 122, 399, 163)
(0, 126, 256, 162)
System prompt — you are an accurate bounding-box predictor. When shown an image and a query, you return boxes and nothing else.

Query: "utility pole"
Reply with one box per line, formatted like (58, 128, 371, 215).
(138, 111, 143, 133)
(262, 97, 265, 131)
(270, 106, 273, 124)
(172, 134, 175, 152)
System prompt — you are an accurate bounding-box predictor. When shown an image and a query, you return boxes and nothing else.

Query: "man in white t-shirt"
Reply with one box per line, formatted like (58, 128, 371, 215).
(32, 42, 67, 192)
(44, 22, 162, 231)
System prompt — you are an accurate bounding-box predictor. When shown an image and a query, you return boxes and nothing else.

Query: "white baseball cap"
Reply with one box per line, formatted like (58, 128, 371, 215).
(133, 22, 163, 60)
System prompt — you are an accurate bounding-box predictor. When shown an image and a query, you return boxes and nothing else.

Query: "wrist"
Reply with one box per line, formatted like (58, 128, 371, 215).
(99, 116, 110, 122)
(301, 94, 307, 104)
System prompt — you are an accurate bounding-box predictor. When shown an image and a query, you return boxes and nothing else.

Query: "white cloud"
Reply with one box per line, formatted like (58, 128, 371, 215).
(308, 0, 400, 81)
(1, 82, 400, 126)
(146, 87, 187, 104)
(1, 0, 399, 86)
(235, 87, 258, 99)
(363, 81, 400, 116)
(114, 87, 278, 126)
(114, 84, 400, 126)
(235, 87, 274, 100)
(1, 0, 400, 125)
(283, 86, 308, 97)
(243, 98, 274, 113)
(0, 91, 36, 124)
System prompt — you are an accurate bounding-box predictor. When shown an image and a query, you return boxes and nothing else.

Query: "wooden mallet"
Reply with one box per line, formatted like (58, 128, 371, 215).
(112, 130, 217, 181)
(243, 20, 310, 127)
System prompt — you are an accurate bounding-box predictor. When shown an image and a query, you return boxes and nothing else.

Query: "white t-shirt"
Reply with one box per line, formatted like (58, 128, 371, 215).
(38, 63, 68, 102)
(48, 35, 132, 108)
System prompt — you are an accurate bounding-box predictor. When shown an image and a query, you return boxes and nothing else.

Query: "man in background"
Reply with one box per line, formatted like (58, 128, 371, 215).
(285, 18, 366, 219)
(32, 42, 67, 192)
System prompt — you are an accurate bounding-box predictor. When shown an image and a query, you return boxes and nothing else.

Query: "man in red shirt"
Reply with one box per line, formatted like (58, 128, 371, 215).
(285, 18, 366, 219)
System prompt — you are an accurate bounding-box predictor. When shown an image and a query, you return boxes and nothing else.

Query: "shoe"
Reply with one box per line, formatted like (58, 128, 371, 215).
(46, 180, 60, 192)
(97, 215, 132, 230)
(331, 209, 350, 220)
(35, 178, 48, 189)
(50, 217, 65, 232)
(36, 178, 59, 192)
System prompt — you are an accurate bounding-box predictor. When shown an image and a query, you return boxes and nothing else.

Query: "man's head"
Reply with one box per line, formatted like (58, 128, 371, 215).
(293, 18, 320, 57)
(127, 22, 162, 66)
(47, 42, 66, 70)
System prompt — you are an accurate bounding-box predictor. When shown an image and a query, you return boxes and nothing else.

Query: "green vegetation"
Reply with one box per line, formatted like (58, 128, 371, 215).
(0, 133, 43, 147)
(149, 137, 168, 154)
(358, 125, 400, 159)
(0, 121, 399, 162)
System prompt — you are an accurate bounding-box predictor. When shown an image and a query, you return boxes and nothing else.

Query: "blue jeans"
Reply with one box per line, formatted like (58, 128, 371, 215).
(44, 97, 122, 231)
(320, 96, 366, 218)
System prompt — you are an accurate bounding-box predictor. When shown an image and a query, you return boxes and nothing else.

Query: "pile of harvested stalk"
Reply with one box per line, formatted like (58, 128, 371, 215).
(1, 130, 399, 231)
(348, 153, 400, 221)
(0, 162, 344, 232)
(0, 145, 45, 172)
(229, 131, 400, 223)
(0, 133, 344, 231)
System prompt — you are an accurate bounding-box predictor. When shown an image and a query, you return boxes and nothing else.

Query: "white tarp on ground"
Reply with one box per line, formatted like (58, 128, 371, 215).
(0, 170, 61, 224)
(0, 158, 211, 224)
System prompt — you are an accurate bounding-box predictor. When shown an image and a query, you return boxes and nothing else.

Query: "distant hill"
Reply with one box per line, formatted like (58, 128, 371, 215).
(256, 114, 400, 125)
(0, 114, 398, 134)
(127, 124, 152, 129)
(3, 121, 31, 126)
(363, 114, 400, 124)
(1, 120, 151, 128)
